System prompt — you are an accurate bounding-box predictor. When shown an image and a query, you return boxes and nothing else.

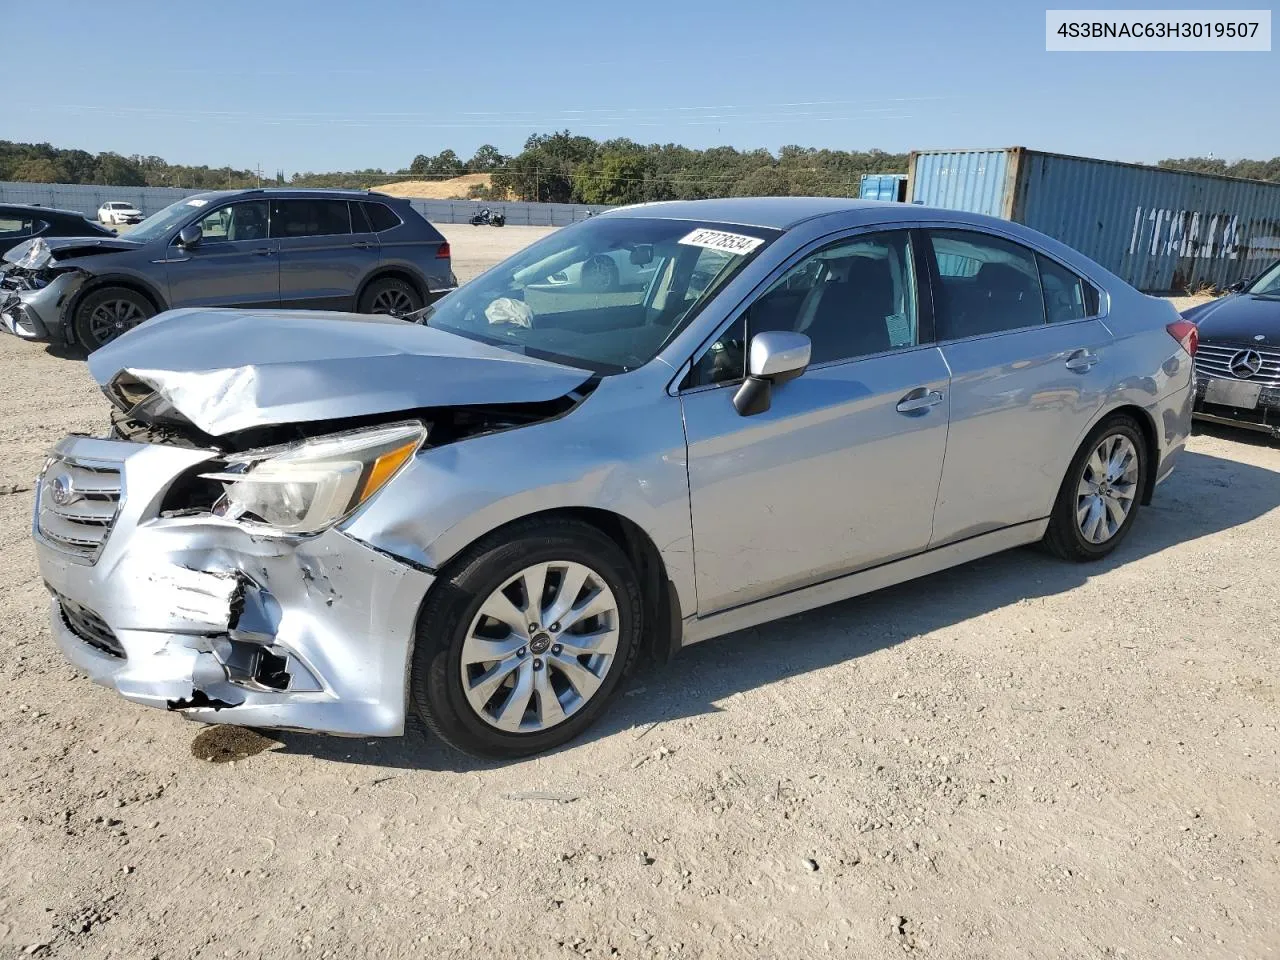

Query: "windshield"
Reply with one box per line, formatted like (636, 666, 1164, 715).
(420, 216, 775, 374)
(126, 197, 212, 243)
(1246, 260, 1280, 297)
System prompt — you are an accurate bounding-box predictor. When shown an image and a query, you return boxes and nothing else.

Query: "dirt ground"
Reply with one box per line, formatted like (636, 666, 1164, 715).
(0, 225, 1277, 960)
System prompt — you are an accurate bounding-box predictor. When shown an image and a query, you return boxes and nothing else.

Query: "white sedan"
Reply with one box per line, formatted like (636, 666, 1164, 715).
(98, 202, 143, 225)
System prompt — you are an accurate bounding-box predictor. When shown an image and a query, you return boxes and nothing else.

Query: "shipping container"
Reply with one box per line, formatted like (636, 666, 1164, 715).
(858, 173, 908, 202)
(906, 147, 1280, 292)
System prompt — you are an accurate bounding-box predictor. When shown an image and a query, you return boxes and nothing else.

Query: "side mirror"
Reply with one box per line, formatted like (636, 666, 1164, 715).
(177, 225, 202, 249)
(732, 331, 811, 416)
(1227, 277, 1249, 293)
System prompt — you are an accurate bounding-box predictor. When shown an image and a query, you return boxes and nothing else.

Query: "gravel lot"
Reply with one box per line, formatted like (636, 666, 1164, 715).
(0, 225, 1276, 959)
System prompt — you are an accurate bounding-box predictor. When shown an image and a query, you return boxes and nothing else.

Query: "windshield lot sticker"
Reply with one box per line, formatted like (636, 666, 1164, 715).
(678, 229, 763, 255)
(186, 199, 209, 207)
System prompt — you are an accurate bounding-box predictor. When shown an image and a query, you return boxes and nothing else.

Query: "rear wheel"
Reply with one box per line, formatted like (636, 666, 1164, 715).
(358, 276, 423, 317)
(1043, 415, 1147, 561)
(410, 518, 642, 759)
(72, 286, 155, 352)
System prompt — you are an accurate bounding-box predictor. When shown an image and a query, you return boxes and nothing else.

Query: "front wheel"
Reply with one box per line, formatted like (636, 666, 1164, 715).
(72, 286, 155, 352)
(410, 518, 643, 758)
(1043, 415, 1147, 561)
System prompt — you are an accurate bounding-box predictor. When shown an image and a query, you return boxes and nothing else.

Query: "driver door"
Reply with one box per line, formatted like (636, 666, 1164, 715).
(680, 229, 951, 614)
(163, 200, 280, 309)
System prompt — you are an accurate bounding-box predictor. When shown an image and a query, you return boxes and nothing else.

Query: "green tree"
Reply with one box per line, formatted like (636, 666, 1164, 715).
(11, 157, 66, 182)
(733, 166, 791, 197)
(92, 153, 146, 186)
(576, 153, 653, 205)
(466, 144, 506, 172)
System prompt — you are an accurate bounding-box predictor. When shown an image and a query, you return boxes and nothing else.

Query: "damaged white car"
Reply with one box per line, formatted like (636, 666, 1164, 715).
(35, 199, 1193, 757)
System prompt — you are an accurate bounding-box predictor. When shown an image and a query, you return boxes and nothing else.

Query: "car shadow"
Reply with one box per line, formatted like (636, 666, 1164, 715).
(1192, 419, 1278, 448)
(43, 342, 88, 362)
(266, 447, 1279, 772)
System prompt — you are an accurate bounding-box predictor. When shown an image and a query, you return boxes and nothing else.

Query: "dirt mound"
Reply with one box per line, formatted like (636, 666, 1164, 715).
(376, 173, 493, 199)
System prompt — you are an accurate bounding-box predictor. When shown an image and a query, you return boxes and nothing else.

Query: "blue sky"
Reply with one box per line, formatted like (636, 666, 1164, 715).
(2, 0, 1274, 174)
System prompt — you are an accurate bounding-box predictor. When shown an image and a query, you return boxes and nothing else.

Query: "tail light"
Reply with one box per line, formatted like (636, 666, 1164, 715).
(1166, 319, 1198, 357)
(435, 242, 451, 260)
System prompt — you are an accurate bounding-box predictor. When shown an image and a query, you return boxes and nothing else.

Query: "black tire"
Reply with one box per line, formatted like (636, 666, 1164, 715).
(410, 518, 643, 759)
(1043, 414, 1147, 562)
(581, 255, 619, 293)
(72, 286, 155, 352)
(357, 276, 423, 317)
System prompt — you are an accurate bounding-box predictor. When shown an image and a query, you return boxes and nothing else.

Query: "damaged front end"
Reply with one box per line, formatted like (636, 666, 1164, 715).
(2, 235, 144, 342)
(1, 239, 91, 342)
(36, 434, 434, 735)
(35, 309, 599, 735)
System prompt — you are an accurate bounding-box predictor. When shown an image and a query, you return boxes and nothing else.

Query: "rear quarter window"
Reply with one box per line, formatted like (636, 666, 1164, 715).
(364, 202, 403, 232)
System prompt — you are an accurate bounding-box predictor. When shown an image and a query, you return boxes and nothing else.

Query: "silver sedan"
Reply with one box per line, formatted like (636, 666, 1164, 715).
(34, 198, 1195, 758)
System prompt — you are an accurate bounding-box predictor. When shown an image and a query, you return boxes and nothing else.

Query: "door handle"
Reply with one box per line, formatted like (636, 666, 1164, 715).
(1065, 349, 1099, 373)
(896, 388, 945, 414)
(253, 248, 275, 257)
(352, 241, 376, 249)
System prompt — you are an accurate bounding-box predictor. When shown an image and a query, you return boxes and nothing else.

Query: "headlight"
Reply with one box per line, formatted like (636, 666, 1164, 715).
(201, 422, 426, 535)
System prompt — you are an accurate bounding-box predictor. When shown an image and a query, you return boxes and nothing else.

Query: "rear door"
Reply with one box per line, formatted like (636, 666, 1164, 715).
(272, 198, 378, 310)
(163, 199, 279, 308)
(924, 228, 1114, 545)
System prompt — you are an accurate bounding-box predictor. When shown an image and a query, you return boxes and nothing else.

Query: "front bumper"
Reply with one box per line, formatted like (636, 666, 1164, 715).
(1192, 377, 1280, 439)
(0, 271, 86, 343)
(35, 435, 434, 736)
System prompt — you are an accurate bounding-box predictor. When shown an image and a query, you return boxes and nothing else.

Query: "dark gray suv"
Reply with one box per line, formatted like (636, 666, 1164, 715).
(0, 189, 456, 351)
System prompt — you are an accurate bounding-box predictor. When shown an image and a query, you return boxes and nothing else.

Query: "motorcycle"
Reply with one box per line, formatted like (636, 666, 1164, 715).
(469, 207, 506, 227)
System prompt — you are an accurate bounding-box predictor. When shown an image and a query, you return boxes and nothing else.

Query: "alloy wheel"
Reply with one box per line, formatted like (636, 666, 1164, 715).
(370, 288, 414, 316)
(88, 299, 146, 346)
(460, 561, 620, 733)
(1076, 433, 1139, 544)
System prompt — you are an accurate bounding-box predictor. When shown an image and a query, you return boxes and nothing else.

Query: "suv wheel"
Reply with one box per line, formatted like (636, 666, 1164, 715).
(73, 286, 155, 352)
(1043, 415, 1147, 561)
(411, 518, 643, 758)
(358, 277, 423, 317)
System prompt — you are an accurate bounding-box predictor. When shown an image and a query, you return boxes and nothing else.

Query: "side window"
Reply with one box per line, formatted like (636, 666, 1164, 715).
(349, 201, 373, 233)
(195, 200, 269, 244)
(688, 315, 747, 387)
(0, 215, 34, 238)
(364, 202, 402, 232)
(687, 231, 917, 386)
(927, 230, 1045, 339)
(270, 199, 352, 239)
(1036, 254, 1090, 323)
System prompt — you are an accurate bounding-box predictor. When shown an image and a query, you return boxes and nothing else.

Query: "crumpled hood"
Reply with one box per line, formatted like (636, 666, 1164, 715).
(4, 235, 140, 268)
(88, 308, 594, 437)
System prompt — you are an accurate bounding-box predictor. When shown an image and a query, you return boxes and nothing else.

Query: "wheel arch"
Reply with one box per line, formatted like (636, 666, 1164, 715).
(354, 266, 427, 309)
(63, 274, 168, 342)
(424, 506, 683, 664)
(1081, 402, 1161, 506)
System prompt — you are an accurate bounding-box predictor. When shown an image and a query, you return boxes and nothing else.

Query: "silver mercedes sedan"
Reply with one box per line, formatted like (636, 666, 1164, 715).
(34, 198, 1195, 758)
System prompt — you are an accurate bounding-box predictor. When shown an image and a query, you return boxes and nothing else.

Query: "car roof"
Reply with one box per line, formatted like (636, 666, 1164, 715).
(597, 197, 910, 230)
(1, 203, 93, 218)
(596, 196, 1035, 232)
(180, 188, 403, 204)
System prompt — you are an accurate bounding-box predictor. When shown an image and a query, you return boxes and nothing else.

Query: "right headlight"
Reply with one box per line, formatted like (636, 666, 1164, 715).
(201, 421, 426, 535)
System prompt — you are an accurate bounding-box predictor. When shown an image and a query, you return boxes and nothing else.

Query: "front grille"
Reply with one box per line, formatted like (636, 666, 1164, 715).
(56, 594, 125, 659)
(1195, 342, 1280, 387)
(35, 456, 124, 563)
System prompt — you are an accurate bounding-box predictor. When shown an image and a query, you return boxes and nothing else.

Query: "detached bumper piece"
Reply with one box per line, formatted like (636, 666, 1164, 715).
(36, 435, 434, 737)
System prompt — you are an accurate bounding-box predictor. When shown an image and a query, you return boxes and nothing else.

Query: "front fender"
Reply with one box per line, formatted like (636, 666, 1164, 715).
(340, 375, 696, 618)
